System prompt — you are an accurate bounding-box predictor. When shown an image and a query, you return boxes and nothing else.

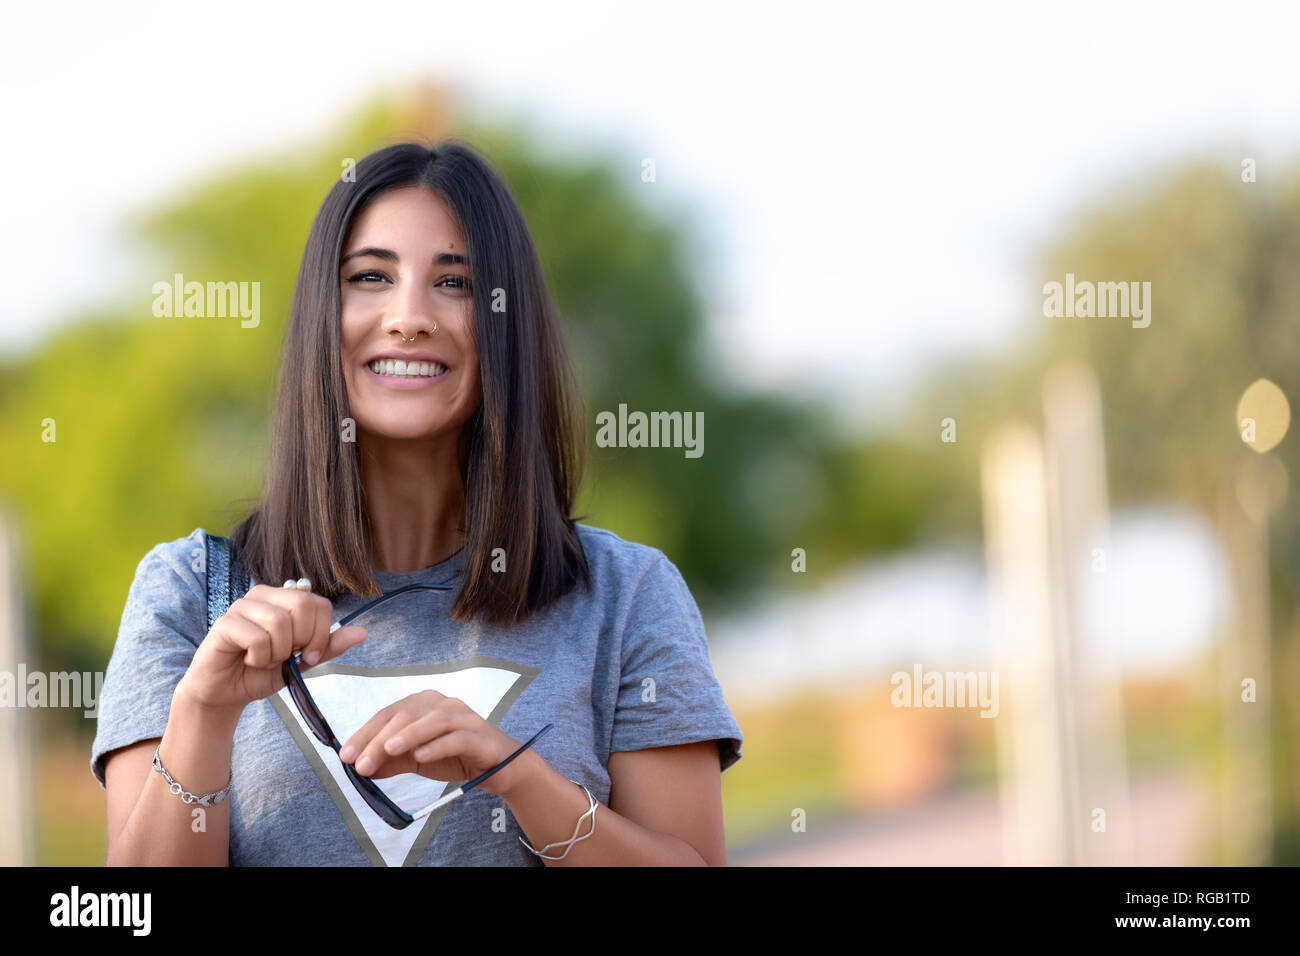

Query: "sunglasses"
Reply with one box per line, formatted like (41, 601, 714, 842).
(281, 582, 553, 829)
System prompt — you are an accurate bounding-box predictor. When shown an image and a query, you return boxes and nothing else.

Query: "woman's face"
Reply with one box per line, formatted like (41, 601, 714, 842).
(338, 186, 482, 444)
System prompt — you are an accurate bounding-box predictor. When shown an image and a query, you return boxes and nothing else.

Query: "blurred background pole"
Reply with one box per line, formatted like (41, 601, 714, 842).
(1215, 457, 1277, 864)
(0, 506, 36, 864)
(1042, 361, 1135, 865)
(982, 422, 1073, 865)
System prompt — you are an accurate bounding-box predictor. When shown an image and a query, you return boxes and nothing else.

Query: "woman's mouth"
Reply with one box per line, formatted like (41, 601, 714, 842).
(366, 358, 450, 389)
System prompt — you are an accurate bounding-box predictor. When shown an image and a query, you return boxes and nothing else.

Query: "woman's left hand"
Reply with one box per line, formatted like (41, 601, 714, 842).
(338, 691, 528, 797)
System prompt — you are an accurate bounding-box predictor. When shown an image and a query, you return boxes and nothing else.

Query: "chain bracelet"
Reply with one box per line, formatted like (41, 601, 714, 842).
(152, 744, 232, 808)
(151, 577, 300, 810)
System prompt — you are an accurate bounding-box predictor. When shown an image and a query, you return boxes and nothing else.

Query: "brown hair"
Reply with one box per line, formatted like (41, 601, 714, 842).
(229, 140, 590, 624)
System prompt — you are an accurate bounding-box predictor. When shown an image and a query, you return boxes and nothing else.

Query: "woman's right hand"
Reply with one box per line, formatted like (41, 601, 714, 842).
(176, 584, 368, 715)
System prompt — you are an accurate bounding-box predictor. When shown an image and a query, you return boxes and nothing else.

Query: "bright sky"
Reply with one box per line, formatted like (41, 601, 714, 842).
(4, 0, 1299, 420)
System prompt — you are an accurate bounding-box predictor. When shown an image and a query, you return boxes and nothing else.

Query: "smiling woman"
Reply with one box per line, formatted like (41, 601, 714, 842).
(89, 140, 743, 867)
(240, 143, 587, 623)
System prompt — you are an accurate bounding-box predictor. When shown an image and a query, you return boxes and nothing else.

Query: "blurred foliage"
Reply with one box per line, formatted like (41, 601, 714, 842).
(903, 159, 1300, 863)
(906, 161, 1300, 529)
(0, 86, 938, 669)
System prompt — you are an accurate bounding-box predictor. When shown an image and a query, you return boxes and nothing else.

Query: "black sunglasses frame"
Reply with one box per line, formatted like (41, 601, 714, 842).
(281, 583, 552, 829)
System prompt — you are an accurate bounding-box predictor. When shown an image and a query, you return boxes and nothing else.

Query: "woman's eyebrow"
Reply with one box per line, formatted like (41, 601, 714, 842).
(341, 246, 467, 266)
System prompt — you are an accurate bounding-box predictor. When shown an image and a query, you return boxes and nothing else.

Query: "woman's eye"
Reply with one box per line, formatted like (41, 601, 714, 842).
(344, 272, 471, 292)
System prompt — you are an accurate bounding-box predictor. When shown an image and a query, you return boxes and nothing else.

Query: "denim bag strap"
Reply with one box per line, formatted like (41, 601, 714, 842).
(205, 532, 251, 631)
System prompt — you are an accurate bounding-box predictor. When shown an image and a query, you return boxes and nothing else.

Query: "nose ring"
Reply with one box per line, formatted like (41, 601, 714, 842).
(400, 322, 437, 343)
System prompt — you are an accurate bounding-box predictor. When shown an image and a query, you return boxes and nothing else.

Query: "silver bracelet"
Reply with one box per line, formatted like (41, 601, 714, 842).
(152, 744, 232, 808)
(519, 779, 598, 861)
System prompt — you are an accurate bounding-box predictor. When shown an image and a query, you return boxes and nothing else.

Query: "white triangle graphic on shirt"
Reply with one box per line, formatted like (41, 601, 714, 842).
(271, 658, 538, 867)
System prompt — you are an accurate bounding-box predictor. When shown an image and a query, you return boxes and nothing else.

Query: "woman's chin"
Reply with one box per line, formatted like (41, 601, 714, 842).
(355, 418, 462, 444)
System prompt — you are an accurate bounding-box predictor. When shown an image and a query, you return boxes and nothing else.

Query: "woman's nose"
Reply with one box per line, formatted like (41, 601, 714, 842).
(383, 278, 438, 339)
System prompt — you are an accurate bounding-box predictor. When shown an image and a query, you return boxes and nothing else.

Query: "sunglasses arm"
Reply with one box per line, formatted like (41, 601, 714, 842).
(411, 787, 465, 821)
(403, 724, 554, 822)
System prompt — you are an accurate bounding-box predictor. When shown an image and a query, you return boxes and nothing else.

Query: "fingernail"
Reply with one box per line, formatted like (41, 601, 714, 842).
(355, 756, 373, 775)
(304, 649, 320, 666)
(339, 745, 355, 761)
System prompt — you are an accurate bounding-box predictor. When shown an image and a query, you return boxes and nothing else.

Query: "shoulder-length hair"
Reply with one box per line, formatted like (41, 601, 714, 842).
(230, 139, 590, 625)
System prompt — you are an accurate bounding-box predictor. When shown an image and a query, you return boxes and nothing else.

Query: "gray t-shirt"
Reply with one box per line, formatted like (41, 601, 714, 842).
(90, 524, 742, 866)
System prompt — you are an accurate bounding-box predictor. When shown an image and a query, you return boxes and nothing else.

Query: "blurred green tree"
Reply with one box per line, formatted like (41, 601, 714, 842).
(904, 160, 1300, 863)
(0, 84, 939, 681)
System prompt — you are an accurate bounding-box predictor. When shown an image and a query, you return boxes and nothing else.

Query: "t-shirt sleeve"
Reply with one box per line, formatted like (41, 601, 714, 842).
(610, 552, 743, 773)
(89, 529, 208, 787)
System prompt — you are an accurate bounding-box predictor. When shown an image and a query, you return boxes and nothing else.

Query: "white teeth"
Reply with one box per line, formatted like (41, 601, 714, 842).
(368, 359, 448, 378)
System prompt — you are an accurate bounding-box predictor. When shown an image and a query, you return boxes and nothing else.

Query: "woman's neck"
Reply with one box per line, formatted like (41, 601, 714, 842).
(357, 432, 466, 573)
